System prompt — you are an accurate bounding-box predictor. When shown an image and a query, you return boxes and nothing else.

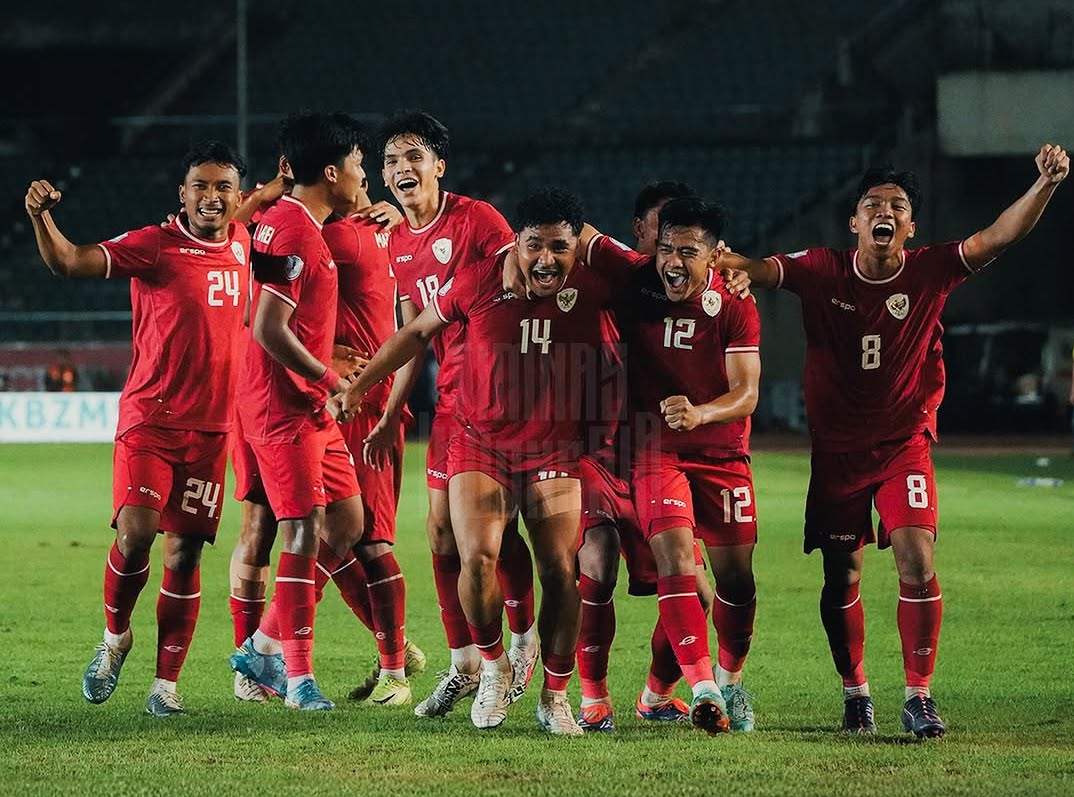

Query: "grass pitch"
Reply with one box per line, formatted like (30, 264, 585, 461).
(2, 441, 1073, 797)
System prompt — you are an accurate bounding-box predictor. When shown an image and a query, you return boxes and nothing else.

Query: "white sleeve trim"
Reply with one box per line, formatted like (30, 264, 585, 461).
(957, 239, 991, 274)
(431, 291, 450, 324)
(585, 233, 602, 263)
(98, 243, 113, 279)
(494, 242, 513, 256)
(262, 285, 298, 308)
(725, 345, 759, 353)
(766, 256, 784, 289)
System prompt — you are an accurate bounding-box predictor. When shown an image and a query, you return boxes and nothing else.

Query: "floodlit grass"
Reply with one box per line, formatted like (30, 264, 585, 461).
(2, 442, 1073, 797)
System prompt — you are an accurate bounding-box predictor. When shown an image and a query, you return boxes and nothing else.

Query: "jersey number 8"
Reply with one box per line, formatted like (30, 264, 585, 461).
(861, 334, 881, 370)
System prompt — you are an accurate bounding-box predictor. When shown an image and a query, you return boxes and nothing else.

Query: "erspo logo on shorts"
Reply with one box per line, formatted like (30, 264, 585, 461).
(662, 498, 687, 508)
(427, 467, 448, 481)
(828, 532, 857, 542)
(138, 486, 163, 501)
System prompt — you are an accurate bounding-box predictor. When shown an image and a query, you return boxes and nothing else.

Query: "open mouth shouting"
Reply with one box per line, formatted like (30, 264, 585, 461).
(661, 266, 690, 298)
(196, 204, 224, 222)
(529, 263, 562, 292)
(871, 221, 895, 246)
(395, 177, 418, 194)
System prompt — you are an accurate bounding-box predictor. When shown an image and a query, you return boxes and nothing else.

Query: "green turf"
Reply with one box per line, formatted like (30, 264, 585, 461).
(2, 443, 1073, 797)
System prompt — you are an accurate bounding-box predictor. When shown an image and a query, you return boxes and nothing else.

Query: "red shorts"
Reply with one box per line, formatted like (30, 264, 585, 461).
(633, 450, 757, 548)
(805, 434, 937, 553)
(340, 409, 404, 544)
(426, 410, 459, 491)
(230, 413, 267, 504)
(448, 431, 580, 500)
(582, 454, 704, 596)
(250, 424, 360, 521)
(112, 424, 229, 541)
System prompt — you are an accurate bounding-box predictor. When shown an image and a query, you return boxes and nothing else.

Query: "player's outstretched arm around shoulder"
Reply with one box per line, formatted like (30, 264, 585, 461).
(718, 251, 780, 290)
(25, 180, 107, 278)
(253, 290, 348, 401)
(341, 300, 447, 420)
(362, 298, 424, 469)
(660, 350, 761, 432)
(962, 143, 1069, 270)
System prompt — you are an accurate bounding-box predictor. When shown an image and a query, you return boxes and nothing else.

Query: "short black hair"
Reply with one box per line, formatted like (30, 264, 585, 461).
(514, 187, 585, 235)
(657, 196, 726, 247)
(276, 112, 367, 186)
(377, 110, 450, 162)
(855, 166, 922, 218)
(181, 140, 247, 179)
(633, 180, 695, 220)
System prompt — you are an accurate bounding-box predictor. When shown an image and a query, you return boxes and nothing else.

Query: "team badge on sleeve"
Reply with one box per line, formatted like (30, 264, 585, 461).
(284, 255, 304, 281)
(702, 290, 722, 317)
(556, 288, 578, 312)
(432, 237, 453, 265)
(885, 293, 909, 320)
(231, 241, 247, 265)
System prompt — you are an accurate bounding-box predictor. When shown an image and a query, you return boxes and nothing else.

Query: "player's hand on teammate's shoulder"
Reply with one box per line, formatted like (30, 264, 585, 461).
(660, 395, 702, 432)
(355, 201, 404, 231)
(25, 180, 62, 216)
(332, 344, 369, 379)
(502, 249, 526, 296)
(717, 241, 752, 299)
(1036, 143, 1069, 184)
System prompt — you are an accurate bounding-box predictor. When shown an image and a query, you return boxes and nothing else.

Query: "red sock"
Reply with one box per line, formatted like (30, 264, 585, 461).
(229, 594, 265, 647)
(313, 541, 343, 603)
(259, 598, 280, 641)
(468, 618, 505, 661)
(820, 582, 866, 687)
(497, 528, 535, 635)
(543, 650, 574, 692)
(331, 555, 374, 632)
(365, 552, 407, 671)
(712, 589, 756, 673)
(432, 553, 472, 649)
(898, 575, 942, 689)
(656, 574, 712, 687)
(155, 566, 201, 681)
(274, 552, 317, 679)
(576, 574, 615, 700)
(103, 542, 150, 636)
(647, 616, 682, 694)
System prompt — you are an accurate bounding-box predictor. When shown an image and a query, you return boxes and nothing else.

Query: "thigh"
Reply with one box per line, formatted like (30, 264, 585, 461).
(230, 414, 267, 504)
(522, 477, 582, 570)
(632, 450, 694, 542)
(161, 430, 229, 542)
(687, 457, 758, 548)
(874, 436, 938, 549)
(322, 424, 361, 506)
(448, 470, 513, 563)
(804, 450, 876, 554)
(426, 410, 459, 491)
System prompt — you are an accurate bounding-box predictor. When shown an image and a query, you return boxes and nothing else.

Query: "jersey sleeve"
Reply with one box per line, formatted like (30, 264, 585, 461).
(98, 225, 161, 279)
(471, 201, 515, 258)
(919, 241, 976, 294)
(321, 219, 361, 268)
(722, 292, 761, 353)
(767, 247, 832, 295)
(252, 226, 323, 308)
(585, 234, 649, 281)
(431, 265, 475, 325)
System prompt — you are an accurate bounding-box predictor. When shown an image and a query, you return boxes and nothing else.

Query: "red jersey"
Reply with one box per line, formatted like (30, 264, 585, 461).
(98, 216, 249, 435)
(618, 257, 760, 458)
(390, 192, 513, 413)
(324, 214, 396, 411)
(432, 249, 622, 456)
(768, 242, 976, 452)
(240, 194, 338, 444)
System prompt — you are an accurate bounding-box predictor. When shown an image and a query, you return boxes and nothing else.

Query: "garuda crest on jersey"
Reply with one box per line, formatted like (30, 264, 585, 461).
(432, 237, 453, 265)
(885, 293, 909, 320)
(702, 290, 722, 317)
(556, 288, 578, 312)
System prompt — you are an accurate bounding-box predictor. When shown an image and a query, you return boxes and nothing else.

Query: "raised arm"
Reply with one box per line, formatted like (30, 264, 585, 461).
(660, 351, 761, 431)
(25, 180, 108, 278)
(717, 251, 779, 290)
(341, 300, 447, 419)
(962, 143, 1069, 270)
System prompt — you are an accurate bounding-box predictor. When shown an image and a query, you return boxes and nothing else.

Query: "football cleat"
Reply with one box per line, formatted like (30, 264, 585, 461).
(690, 689, 731, 736)
(403, 640, 428, 676)
(842, 695, 877, 734)
(902, 694, 945, 739)
(635, 693, 690, 723)
(367, 675, 412, 706)
(146, 688, 185, 717)
(721, 684, 756, 732)
(506, 640, 540, 704)
(577, 702, 616, 733)
(82, 638, 131, 704)
(347, 659, 380, 702)
(537, 691, 584, 736)
(234, 672, 270, 702)
(284, 677, 334, 711)
(229, 637, 286, 698)
(414, 666, 480, 718)
(470, 662, 512, 729)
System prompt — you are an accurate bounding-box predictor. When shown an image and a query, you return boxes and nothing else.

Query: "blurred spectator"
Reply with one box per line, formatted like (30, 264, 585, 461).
(44, 349, 78, 392)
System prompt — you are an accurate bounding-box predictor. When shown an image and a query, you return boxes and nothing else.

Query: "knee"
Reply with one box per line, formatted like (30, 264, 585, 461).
(115, 529, 155, 561)
(896, 560, 935, 587)
(577, 530, 619, 585)
(460, 549, 499, 584)
(426, 517, 456, 555)
(163, 544, 201, 573)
